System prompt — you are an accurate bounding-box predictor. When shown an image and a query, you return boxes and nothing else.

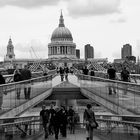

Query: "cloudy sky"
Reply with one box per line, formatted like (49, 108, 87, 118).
(0, 0, 140, 62)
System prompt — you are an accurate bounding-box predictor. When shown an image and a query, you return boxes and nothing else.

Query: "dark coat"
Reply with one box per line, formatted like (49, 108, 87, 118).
(21, 69, 31, 80)
(0, 74, 5, 85)
(14, 73, 22, 82)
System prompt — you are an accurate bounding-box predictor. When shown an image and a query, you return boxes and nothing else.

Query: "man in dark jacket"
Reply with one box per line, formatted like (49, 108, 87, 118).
(107, 65, 116, 95)
(40, 105, 50, 139)
(13, 69, 22, 99)
(21, 65, 31, 99)
(59, 105, 68, 138)
(53, 106, 61, 139)
(0, 72, 5, 109)
(121, 67, 130, 94)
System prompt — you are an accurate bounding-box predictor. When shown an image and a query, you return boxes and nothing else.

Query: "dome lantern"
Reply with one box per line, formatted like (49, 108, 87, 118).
(51, 11, 73, 42)
(59, 10, 65, 27)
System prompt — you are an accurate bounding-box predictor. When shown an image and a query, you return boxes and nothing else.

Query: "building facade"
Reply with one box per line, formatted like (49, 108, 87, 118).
(121, 44, 132, 59)
(85, 44, 94, 60)
(48, 12, 77, 67)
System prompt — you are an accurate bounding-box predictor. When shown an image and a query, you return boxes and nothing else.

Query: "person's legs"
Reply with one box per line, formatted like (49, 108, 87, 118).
(0, 96, 3, 109)
(89, 127, 94, 140)
(124, 83, 128, 94)
(86, 124, 90, 140)
(27, 86, 31, 99)
(24, 87, 27, 99)
(108, 83, 112, 95)
(61, 124, 67, 137)
(112, 83, 116, 94)
(43, 123, 48, 139)
(54, 125, 59, 139)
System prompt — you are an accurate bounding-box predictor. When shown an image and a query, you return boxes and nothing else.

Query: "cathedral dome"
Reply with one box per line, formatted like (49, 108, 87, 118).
(51, 12, 73, 42)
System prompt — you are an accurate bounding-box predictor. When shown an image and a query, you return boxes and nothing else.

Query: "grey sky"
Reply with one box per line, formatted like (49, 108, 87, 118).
(0, 0, 140, 62)
(0, 0, 60, 8)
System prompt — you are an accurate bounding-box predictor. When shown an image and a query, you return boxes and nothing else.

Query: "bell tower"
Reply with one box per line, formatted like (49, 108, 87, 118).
(5, 37, 15, 61)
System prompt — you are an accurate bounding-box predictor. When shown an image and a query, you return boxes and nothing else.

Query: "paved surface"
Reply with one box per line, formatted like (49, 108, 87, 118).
(10, 131, 102, 140)
(1, 74, 140, 115)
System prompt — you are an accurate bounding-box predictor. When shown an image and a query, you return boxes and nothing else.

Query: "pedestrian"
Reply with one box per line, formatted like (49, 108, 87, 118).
(21, 65, 32, 99)
(121, 67, 130, 82)
(53, 106, 61, 139)
(67, 106, 75, 134)
(107, 65, 116, 95)
(70, 67, 74, 74)
(56, 67, 59, 74)
(64, 66, 69, 81)
(121, 67, 130, 94)
(0, 72, 5, 109)
(40, 105, 50, 139)
(43, 68, 48, 81)
(48, 103, 55, 135)
(90, 68, 95, 76)
(82, 66, 89, 75)
(59, 67, 64, 82)
(43, 68, 48, 76)
(83, 104, 98, 140)
(13, 69, 22, 99)
(59, 105, 68, 138)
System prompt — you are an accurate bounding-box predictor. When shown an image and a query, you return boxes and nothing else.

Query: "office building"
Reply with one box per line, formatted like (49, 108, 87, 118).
(121, 44, 132, 59)
(85, 44, 94, 60)
(76, 49, 80, 59)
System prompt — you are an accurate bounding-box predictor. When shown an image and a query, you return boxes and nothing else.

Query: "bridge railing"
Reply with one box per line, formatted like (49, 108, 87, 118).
(73, 68, 140, 84)
(0, 114, 140, 140)
(0, 74, 54, 115)
(76, 74, 140, 115)
(3, 69, 57, 83)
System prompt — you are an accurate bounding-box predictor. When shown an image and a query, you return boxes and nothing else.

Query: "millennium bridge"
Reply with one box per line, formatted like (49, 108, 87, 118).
(0, 69, 140, 140)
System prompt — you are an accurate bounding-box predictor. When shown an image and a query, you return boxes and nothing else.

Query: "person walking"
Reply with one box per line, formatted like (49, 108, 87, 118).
(90, 68, 95, 76)
(0, 72, 5, 109)
(21, 65, 32, 99)
(67, 106, 75, 134)
(43, 68, 48, 82)
(107, 65, 116, 95)
(121, 67, 130, 94)
(53, 106, 61, 139)
(82, 66, 89, 75)
(83, 104, 98, 140)
(40, 105, 50, 139)
(64, 66, 69, 81)
(48, 103, 55, 135)
(13, 69, 22, 99)
(59, 67, 64, 82)
(59, 105, 68, 138)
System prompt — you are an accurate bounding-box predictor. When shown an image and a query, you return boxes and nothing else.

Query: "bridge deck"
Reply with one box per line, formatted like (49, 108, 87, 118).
(1, 74, 140, 116)
(10, 132, 102, 140)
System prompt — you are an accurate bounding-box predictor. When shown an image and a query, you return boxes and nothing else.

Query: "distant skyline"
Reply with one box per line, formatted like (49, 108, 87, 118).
(0, 0, 140, 62)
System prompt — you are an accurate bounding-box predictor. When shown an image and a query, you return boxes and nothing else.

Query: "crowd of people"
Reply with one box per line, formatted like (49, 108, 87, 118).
(57, 66, 74, 82)
(107, 65, 130, 95)
(40, 103, 98, 140)
(81, 64, 130, 95)
(13, 65, 32, 100)
(40, 104, 78, 139)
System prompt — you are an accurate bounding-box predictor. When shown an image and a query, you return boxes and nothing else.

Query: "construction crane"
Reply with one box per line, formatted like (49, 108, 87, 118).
(31, 46, 38, 59)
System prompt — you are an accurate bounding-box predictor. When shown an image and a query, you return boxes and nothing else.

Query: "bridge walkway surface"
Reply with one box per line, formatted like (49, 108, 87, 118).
(63, 74, 140, 115)
(3, 130, 102, 140)
(1, 74, 140, 140)
(1, 74, 140, 117)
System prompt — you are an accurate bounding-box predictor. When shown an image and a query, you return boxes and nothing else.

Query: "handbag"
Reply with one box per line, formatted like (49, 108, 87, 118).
(89, 120, 98, 129)
(85, 110, 98, 129)
(90, 121, 97, 128)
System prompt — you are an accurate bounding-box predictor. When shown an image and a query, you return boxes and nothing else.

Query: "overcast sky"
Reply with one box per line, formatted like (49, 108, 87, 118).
(0, 0, 140, 62)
